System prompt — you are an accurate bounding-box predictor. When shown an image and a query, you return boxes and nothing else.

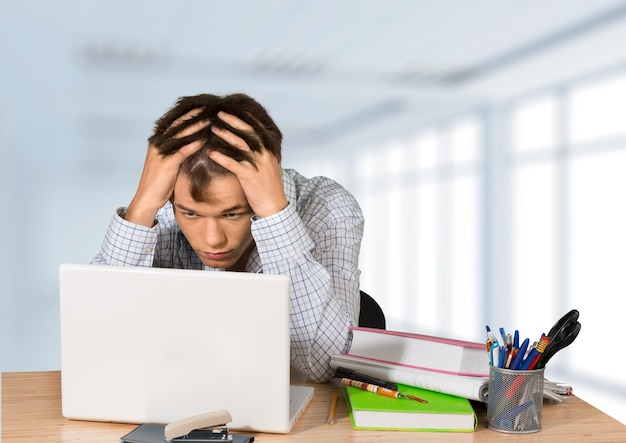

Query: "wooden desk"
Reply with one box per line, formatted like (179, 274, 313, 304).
(3, 371, 625, 442)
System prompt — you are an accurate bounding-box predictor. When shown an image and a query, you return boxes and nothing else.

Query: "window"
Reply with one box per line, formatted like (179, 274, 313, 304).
(569, 73, 626, 143)
(506, 72, 626, 424)
(351, 117, 483, 338)
(511, 95, 557, 153)
(508, 94, 559, 330)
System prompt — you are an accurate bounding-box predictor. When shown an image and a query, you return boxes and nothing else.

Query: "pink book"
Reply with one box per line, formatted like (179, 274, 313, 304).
(346, 327, 489, 377)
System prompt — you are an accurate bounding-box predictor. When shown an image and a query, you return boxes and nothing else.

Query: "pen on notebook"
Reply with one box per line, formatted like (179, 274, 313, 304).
(341, 378, 428, 403)
(327, 393, 338, 425)
(334, 367, 398, 391)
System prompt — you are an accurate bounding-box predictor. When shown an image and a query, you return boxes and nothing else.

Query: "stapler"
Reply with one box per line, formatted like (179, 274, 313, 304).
(165, 410, 235, 442)
(121, 410, 254, 443)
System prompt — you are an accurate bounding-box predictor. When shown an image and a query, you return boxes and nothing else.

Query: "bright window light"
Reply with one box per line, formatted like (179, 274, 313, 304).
(415, 131, 441, 169)
(511, 95, 556, 152)
(450, 117, 481, 163)
(569, 73, 626, 143)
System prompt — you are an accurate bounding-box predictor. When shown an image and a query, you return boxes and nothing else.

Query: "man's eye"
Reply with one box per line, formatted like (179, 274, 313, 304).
(183, 211, 197, 218)
(224, 213, 240, 219)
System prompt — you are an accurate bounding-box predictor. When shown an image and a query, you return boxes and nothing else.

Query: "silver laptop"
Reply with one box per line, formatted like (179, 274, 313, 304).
(59, 264, 314, 434)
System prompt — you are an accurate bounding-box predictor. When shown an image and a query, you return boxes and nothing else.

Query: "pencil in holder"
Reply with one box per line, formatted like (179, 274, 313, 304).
(487, 365, 544, 433)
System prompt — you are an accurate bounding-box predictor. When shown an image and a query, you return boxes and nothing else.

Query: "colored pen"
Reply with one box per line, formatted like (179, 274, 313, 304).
(490, 343, 500, 368)
(499, 327, 507, 345)
(494, 400, 536, 429)
(505, 348, 514, 368)
(487, 329, 500, 350)
(498, 345, 506, 368)
(334, 367, 398, 391)
(527, 335, 550, 370)
(506, 333, 513, 352)
(341, 378, 428, 403)
(510, 338, 529, 370)
(520, 347, 539, 370)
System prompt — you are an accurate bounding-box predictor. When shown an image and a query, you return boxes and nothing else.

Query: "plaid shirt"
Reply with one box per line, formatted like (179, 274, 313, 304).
(92, 169, 364, 382)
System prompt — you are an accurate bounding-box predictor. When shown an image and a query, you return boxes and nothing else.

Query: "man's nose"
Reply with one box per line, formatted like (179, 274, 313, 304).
(203, 218, 227, 248)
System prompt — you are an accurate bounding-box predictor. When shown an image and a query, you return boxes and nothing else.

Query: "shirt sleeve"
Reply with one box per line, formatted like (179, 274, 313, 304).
(91, 207, 159, 267)
(91, 203, 182, 267)
(251, 190, 363, 383)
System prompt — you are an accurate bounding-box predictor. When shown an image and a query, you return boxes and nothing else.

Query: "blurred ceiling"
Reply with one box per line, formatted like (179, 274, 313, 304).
(10, 0, 626, 152)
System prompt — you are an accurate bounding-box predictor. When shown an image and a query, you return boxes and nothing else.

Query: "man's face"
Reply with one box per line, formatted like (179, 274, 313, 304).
(172, 173, 255, 271)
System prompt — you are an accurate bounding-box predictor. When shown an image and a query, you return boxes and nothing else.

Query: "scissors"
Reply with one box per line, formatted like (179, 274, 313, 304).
(535, 309, 581, 369)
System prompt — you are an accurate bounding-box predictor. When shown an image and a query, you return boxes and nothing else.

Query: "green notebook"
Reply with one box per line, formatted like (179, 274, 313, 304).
(343, 383, 477, 432)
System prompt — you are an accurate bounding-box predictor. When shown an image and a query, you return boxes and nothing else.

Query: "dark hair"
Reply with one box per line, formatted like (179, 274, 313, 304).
(149, 93, 282, 202)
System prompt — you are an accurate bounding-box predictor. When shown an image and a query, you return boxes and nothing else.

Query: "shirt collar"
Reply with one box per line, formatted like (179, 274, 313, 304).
(282, 169, 298, 207)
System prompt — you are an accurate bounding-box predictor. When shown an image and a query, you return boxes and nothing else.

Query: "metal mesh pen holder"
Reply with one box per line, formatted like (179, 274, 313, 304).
(487, 365, 544, 433)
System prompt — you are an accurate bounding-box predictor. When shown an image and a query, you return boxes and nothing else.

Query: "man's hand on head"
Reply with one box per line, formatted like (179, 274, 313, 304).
(125, 109, 209, 227)
(208, 111, 289, 219)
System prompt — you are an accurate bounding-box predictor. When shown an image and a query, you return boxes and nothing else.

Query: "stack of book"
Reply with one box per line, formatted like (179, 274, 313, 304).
(332, 327, 490, 400)
(333, 326, 489, 432)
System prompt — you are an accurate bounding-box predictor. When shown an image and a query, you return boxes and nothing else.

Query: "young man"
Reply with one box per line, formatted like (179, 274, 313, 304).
(92, 93, 364, 382)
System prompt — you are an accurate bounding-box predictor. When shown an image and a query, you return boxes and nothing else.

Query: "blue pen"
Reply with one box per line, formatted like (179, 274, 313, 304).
(520, 347, 539, 370)
(499, 327, 507, 345)
(495, 400, 535, 430)
(514, 330, 520, 349)
(510, 338, 529, 370)
(500, 400, 534, 418)
(498, 345, 506, 368)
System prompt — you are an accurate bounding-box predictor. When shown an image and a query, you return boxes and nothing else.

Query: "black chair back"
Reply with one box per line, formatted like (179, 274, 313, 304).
(358, 290, 386, 329)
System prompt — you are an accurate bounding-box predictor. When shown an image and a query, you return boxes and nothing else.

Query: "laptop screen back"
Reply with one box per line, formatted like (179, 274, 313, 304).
(59, 263, 306, 433)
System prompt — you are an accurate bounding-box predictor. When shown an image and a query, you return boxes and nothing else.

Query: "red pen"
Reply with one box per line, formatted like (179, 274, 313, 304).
(527, 335, 550, 370)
